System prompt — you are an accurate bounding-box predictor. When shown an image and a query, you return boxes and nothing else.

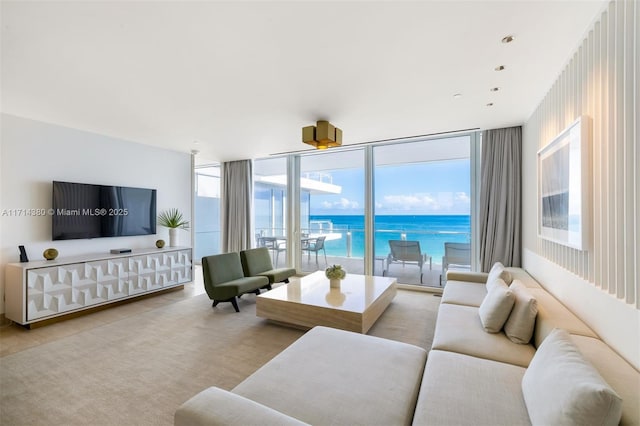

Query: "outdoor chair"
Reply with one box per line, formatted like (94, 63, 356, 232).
(240, 247, 296, 286)
(440, 242, 471, 286)
(384, 240, 431, 284)
(202, 252, 269, 312)
(301, 236, 327, 268)
(258, 236, 287, 268)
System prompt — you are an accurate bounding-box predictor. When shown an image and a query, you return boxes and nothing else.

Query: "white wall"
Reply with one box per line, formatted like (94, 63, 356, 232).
(0, 114, 192, 314)
(522, 0, 639, 369)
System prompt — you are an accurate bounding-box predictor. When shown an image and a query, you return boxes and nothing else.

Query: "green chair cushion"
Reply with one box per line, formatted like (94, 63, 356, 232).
(257, 268, 297, 284)
(241, 248, 296, 283)
(211, 277, 270, 301)
(240, 248, 274, 276)
(203, 252, 245, 284)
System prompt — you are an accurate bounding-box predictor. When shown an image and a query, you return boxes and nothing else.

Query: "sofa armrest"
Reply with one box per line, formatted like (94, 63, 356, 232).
(446, 271, 488, 283)
(175, 387, 310, 426)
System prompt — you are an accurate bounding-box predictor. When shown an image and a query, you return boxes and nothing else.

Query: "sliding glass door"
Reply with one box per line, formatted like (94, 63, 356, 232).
(253, 157, 288, 267)
(373, 136, 472, 286)
(194, 165, 221, 262)
(299, 150, 365, 273)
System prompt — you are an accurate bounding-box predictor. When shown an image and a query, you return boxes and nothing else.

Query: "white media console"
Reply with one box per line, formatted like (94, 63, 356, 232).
(5, 247, 192, 326)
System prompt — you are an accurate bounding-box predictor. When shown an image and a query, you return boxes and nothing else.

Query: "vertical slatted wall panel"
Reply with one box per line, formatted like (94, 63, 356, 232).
(630, 1, 640, 307)
(528, 0, 638, 308)
(624, 0, 637, 306)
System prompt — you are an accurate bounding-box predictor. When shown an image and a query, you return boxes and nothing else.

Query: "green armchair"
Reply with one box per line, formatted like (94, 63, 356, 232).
(202, 252, 270, 312)
(240, 247, 296, 285)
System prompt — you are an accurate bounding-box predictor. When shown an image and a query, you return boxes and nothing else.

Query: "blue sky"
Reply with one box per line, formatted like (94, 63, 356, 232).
(311, 159, 471, 215)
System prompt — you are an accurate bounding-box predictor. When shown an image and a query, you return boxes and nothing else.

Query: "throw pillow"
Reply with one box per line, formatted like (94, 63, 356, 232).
(522, 328, 623, 426)
(504, 280, 538, 344)
(478, 278, 515, 333)
(486, 262, 513, 292)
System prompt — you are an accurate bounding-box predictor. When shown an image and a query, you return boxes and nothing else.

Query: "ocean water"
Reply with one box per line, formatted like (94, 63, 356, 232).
(309, 215, 470, 261)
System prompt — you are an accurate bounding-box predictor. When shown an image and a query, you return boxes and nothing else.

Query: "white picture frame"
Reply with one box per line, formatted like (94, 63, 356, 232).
(537, 116, 591, 250)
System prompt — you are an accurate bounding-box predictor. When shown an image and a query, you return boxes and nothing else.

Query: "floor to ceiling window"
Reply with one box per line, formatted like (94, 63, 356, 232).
(299, 150, 365, 273)
(245, 131, 478, 288)
(373, 136, 472, 286)
(194, 165, 221, 262)
(253, 157, 289, 267)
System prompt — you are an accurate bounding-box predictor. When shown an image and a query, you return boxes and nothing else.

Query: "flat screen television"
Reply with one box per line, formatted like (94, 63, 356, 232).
(52, 181, 157, 240)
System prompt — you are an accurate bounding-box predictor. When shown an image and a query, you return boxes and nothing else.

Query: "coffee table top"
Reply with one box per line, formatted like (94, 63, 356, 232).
(258, 271, 397, 314)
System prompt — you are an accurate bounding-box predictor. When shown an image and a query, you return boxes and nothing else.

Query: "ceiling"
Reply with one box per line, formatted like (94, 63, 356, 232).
(1, 1, 606, 165)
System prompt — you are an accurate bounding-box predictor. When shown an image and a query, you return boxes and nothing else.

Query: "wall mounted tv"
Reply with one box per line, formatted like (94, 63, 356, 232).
(52, 181, 157, 240)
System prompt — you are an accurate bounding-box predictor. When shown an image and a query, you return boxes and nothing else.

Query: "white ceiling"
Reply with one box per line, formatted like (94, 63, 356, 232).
(1, 1, 606, 165)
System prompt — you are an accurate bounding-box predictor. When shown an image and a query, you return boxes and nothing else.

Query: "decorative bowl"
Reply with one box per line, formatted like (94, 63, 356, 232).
(43, 248, 58, 260)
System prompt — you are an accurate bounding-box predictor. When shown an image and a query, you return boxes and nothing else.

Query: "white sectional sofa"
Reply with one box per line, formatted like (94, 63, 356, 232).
(418, 267, 639, 425)
(175, 267, 639, 425)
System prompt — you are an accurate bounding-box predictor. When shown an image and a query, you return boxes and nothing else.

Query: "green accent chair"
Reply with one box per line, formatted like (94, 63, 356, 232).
(240, 247, 296, 285)
(202, 252, 270, 312)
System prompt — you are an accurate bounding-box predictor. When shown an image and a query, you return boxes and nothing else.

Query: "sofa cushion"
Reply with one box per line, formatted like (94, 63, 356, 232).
(570, 335, 640, 426)
(413, 350, 530, 426)
(440, 280, 487, 307)
(445, 271, 488, 283)
(175, 386, 310, 426)
(506, 267, 541, 288)
(526, 288, 597, 348)
(522, 329, 622, 426)
(487, 262, 513, 290)
(432, 303, 535, 367)
(478, 279, 515, 333)
(504, 280, 538, 344)
(233, 326, 427, 426)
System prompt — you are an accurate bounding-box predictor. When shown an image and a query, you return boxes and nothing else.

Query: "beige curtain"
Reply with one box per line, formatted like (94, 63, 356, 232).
(479, 126, 522, 271)
(221, 159, 253, 253)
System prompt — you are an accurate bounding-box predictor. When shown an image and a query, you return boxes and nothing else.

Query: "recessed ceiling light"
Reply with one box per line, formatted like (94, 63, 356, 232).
(495, 65, 505, 71)
(453, 93, 463, 99)
(501, 35, 515, 43)
(490, 87, 500, 92)
(486, 103, 494, 107)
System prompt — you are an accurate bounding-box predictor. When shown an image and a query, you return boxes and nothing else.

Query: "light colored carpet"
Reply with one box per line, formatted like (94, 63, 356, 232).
(0, 288, 440, 425)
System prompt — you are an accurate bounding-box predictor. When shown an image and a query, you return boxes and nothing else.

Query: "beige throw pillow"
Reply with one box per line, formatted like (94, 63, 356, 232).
(522, 328, 623, 426)
(504, 280, 538, 344)
(478, 278, 515, 333)
(486, 262, 513, 292)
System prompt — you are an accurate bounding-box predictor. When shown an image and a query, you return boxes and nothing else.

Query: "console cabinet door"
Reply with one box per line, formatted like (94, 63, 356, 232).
(129, 255, 158, 293)
(86, 258, 129, 301)
(169, 249, 193, 285)
(27, 264, 89, 321)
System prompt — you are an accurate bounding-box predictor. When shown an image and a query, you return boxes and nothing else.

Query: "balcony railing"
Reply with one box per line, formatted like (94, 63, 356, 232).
(255, 225, 470, 287)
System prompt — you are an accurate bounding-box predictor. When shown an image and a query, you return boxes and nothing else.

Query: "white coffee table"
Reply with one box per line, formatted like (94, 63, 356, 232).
(256, 271, 397, 333)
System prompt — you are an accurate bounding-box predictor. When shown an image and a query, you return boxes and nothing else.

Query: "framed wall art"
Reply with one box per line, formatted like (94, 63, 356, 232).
(537, 116, 591, 250)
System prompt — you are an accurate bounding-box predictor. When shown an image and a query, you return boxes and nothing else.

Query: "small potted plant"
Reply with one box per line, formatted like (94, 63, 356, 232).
(325, 264, 346, 289)
(157, 208, 190, 247)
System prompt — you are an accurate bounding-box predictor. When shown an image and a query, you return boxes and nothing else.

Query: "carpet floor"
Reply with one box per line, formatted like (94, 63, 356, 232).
(0, 288, 440, 425)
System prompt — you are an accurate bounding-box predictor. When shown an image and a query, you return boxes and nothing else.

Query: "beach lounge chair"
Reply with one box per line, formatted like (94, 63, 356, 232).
(384, 240, 431, 284)
(441, 242, 471, 285)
